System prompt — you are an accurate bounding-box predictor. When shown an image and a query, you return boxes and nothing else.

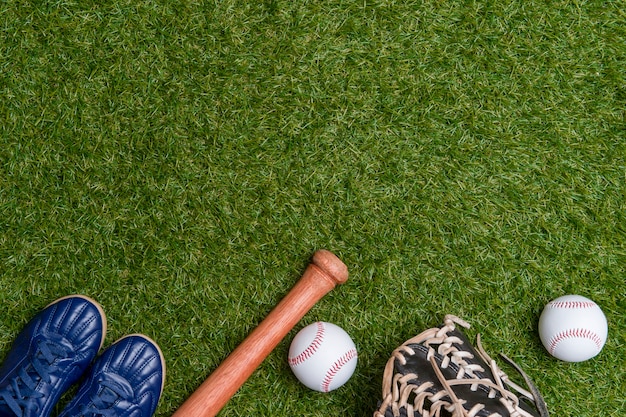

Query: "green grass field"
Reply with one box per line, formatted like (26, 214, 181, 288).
(1, 1, 624, 416)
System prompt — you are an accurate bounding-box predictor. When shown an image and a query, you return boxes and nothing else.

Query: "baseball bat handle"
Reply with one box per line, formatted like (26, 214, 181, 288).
(172, 250, 348, 417)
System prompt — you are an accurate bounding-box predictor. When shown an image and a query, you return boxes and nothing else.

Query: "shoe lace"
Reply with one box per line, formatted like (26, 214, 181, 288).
(79, 373, 134, 417)
(0, 339, 72, 417)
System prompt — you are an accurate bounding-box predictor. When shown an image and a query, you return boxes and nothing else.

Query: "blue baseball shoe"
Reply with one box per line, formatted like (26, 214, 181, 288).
(0, 295, 107, 417)
(59, 334, 166, 417)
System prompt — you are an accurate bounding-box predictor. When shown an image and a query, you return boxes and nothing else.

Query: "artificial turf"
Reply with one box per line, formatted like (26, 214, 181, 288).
(1, 1, 624, 416)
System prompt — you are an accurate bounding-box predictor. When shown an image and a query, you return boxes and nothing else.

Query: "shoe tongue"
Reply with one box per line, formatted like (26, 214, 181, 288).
(20, 336, 72, 384)
(36, 335, 74, 362)
(87, 372, 135, 414)
(101, 371, 134, 399)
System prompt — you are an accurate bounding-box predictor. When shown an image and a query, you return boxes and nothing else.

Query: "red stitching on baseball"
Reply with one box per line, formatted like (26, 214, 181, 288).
(288, 322, 325, 367)
(547, 300, 597, 309)
(548, 328, 603, 354)
(321, 348, 357, 392)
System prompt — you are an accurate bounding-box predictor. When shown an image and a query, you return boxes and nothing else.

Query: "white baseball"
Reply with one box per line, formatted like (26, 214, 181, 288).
(288, 322, 357, 392)
(538, 295, 608, 362)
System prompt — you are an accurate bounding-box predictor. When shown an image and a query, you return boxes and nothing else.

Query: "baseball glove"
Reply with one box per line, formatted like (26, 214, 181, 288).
(374, 315, 549, 417)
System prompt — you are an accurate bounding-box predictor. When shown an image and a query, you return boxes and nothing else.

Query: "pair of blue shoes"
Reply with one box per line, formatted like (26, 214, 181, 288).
(0, 295, 165, 417)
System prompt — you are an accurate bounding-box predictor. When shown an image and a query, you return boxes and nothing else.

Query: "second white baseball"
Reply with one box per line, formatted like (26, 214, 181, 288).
(538, 294, 608, 362)
(288, 322, 357, 392)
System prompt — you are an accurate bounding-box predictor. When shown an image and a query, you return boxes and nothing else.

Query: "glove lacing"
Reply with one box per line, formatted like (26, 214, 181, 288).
(375, 315, 549, 417)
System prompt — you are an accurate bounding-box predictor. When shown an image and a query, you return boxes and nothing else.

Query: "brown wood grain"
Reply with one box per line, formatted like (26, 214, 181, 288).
(172, 250, 348, 417)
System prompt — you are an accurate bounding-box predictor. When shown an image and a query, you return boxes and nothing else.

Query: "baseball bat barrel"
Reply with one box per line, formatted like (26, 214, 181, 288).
(172, 250, 349, 417)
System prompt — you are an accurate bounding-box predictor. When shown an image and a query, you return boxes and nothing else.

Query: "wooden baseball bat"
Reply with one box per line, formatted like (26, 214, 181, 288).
(172, 250, 349, 417)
